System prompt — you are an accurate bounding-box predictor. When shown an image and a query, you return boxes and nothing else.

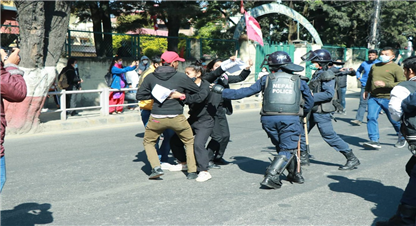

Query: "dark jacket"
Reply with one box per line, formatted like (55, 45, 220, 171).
(330, 67, 355, 88)
(184, 80, 217, 120)
(59, 65, 79, 89)
(203, 67, 251, 115)
(1, 63, 27, 157)
(136, 66, 208, 115)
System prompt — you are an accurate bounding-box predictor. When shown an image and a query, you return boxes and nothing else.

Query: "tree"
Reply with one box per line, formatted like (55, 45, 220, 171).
(71, 1, 113, 57)
(7, 1, 70, 134)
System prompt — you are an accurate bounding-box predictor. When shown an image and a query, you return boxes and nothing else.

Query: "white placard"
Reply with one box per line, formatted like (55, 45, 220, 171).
(151, 84, 175, 103)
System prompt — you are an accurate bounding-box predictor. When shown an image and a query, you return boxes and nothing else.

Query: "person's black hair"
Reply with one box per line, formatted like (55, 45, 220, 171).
(381, 46, 395, 53)
(186, 60, 205, 77)
(403, 56, 416, 74)
(206, 58, 222, 72)
(152, 55, 162, 64)
(67, 57, 77, 67)
(368, 49, 378, 55)
(108, 55, 122, 73)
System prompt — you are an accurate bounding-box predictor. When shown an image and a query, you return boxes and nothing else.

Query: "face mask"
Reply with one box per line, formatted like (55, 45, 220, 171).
(309, 64, 319, 70)
(334, 66, 342, 69)
(262, 69, 267, 72)
(143, 60, 148, 64)
(379, 55, 392, 63)
(190, 77, 197, 82)
(74, 64, 78, 69)
(116, 61, 122, 66)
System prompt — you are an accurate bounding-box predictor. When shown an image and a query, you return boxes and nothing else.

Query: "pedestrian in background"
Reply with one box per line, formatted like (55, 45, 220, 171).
(59, 58, 81, 116)
(137, 55, 150, 75)
(351, 49, 380, 126)
(0, 48, 27, 192)
(362, 47, 406, 149)
(108, 56, 137, 114)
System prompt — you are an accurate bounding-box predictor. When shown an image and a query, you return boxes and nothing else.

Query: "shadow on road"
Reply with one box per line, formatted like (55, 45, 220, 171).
(1, 203, 53, 226)
(230, 156, 269, 175)
(327, 175, 403, 226)
(133, 150, 152, 175)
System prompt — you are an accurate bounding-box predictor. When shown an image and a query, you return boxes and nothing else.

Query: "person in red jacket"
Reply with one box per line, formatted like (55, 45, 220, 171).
(0, 48, 27, 192)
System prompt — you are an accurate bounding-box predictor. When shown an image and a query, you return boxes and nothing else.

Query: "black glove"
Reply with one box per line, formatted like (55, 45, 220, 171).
(217, 75, 229, 87)
(211, 84, 224, 94)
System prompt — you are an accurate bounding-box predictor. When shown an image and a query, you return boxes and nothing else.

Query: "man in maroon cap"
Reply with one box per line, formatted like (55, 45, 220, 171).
(136, 51, 209, 180)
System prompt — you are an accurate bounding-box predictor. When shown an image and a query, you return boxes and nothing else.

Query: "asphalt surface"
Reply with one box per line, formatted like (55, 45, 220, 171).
(1, 91, 412, 225)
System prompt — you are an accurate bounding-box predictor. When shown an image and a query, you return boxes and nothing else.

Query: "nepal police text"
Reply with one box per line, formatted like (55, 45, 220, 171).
(272, 83, 293, 94)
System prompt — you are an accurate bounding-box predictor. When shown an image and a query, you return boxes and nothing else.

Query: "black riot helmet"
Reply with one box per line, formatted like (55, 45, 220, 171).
(260, 51, 304, 72)
(301, 49, 332, 63)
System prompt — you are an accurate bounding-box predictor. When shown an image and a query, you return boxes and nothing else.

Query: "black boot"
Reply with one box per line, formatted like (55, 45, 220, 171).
(260, 155, 287, 189)
(286, 157, 305, 184)
(376, 204, 416, 226)
(339, 150, 360, 170)
(300, 151, 310, 166)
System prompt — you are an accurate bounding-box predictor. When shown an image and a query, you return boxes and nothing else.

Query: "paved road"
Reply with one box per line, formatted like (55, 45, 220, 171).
(1, 94, 411, 225)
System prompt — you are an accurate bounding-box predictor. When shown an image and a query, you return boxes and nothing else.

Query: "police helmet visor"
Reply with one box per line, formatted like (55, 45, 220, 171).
(301, 50, 318, 62)
(281, 63, 304, 72)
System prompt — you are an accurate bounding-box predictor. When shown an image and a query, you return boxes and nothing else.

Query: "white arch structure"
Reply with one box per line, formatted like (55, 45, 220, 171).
(233, 3, 323, 46)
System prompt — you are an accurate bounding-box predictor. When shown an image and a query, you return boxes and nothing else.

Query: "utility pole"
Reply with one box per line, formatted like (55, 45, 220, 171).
(368, 0, 381, 49)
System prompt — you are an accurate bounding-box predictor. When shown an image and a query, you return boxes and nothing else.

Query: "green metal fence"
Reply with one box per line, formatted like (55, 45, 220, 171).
(323, 45, 346, 62)
(65, 29, 239, 61)
(351, 47, 368, 62)
(255, 43, 295, 79)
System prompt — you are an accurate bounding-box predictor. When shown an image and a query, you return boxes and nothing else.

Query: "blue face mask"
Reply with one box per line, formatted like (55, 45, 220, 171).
(309, 64, 319, 70)
(379, 55, 392, 63)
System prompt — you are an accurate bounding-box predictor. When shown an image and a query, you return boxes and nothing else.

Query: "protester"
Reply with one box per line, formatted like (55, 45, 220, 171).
(299, 49, 360, 170)
(136, 51, 209, 180)
(362, 47, 406, 149)
(0, 48, 27, 192)
(204, 57, 253, 166)
(351, 50, 380, 125)
(212, 51, 314, 189)
(125, 67, 140, 110)
(137, 55, 174, 170)
(169, 60, 218, 182)
(377, 57, 416, 225)
(108, 56, 137, 114)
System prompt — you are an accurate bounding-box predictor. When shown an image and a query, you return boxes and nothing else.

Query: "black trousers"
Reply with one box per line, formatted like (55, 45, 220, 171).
(170, 116, 215, 172)
(207, 107, 230, 161)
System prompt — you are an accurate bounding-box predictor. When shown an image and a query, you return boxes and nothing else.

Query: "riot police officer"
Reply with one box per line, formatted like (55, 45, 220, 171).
(212, 51, 314, 189)
(300, 49, 360, 170)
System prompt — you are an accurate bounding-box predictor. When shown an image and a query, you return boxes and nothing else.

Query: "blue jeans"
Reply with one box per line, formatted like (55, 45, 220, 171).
(140, 109, 174, 162)
(367, 97, 402, 142)
(355, 88, 368, 122)
(0, 156, 5, 193)
(337, 87, 347, 110)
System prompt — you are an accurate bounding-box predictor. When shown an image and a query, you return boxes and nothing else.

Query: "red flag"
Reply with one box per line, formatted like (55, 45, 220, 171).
(245, 12, 263, 46)
(240, 0, 245, 14)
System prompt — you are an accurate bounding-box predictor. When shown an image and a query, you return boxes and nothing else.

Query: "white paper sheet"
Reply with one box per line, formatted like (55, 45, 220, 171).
(151, 84, 175, 103)
(225, 59, 248, 74)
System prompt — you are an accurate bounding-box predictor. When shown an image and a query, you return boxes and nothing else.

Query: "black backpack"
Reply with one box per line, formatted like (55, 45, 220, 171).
(104, 72, 113, 87)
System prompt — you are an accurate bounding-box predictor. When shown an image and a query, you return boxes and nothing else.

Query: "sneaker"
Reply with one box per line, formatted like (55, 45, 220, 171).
(350, 120, 362, 126)
(169, 163, 188, 172)
(160, 162, 173, 170)
(187, 172, 198, 180)
(363, 141, 381, 149)
(395, 139, 407, 148)
(196, 171, 212, 182)
(149, 166, 164, 179)
(208, 161, 221, 169)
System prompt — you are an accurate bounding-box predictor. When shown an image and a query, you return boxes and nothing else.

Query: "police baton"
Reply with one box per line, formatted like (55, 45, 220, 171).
(297, 135, 301, 173)
(303, 116, 311, 155)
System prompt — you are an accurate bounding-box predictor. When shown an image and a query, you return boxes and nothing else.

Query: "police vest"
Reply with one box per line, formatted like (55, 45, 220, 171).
(399, 81, 416, 147)
(261, 72, 302, 116)
(309, 70, 338, 113)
